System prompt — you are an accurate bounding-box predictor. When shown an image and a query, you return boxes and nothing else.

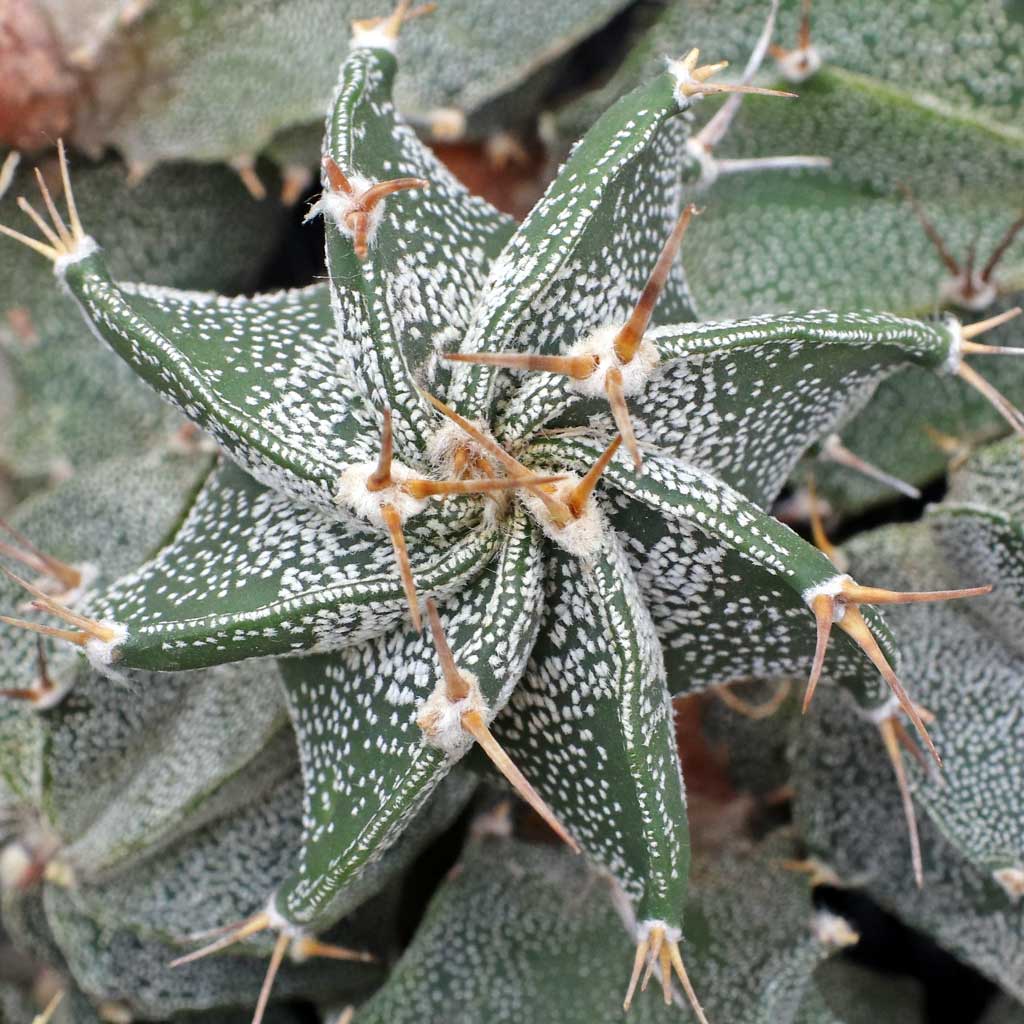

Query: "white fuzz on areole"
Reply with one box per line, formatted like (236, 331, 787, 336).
(992, 866, 1024, 903)
(83, 620, 128, 676)
(426, 419, 490, 475)
(0, 841, 32, 892)
(479, 493, 508, 531)
(810, 910, 859, 949)
(802, 574, 852, 608)
(636, 919, 682, 944)
(856, 693, 902, 725)
(519, 480, 606, 558)
(416, 668, 488, 759)
(265, 896, 301, 936)
(426, 107, 467, 142)
(287, 939, 319, 964)
(334, 463, 427, 528)
(684, 137, 720, 189)
(943, 316, 964, 374)
(941, 273, 998, 313)
(567, 324, 660, 399)
(776, 46, 823, 83)
(304, 173, 385, 246)
(349, 24, 398, 53)
(53, 235, 99, 280)
(666, 57, 709, 104)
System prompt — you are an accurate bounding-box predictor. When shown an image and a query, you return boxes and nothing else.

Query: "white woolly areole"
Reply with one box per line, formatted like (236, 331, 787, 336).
(941, 274, 998, 313)
(0, 842, 32, 892)
(802, 574, 851, 608)
(426, 419, 491, 474)
(304, 172, 384, 248)
(479, 492, 508, 532)
(416, 668, 488, 760)
(636, 919, 682, 943)
(856, 693, 901, 725)
(811, 910, 859, 949)
(84, 621, 128, 677)
(777, 46, 823, 83)
(665, 56, 709, 104)
(348, 23, 397, 52)
(334, 462, 427, 528)
(427, 106, 467, 141)
(943, 316, 964, 374)
(567, 323, 660, 399)
(992, 866, 1024, 903)
(519, 480, 605, 558)
(54, 235, 99, 279)
(685, 137, 719, 189)
(265, 895, 300, 935)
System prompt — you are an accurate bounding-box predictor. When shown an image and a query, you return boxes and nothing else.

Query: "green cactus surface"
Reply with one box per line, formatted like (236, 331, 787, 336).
(556, 0, 1024, 516)
(1, 3, 1022, 1022)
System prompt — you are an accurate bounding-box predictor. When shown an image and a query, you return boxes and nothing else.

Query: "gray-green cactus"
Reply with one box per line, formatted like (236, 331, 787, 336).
(556, 0, 1024, 516)
(0, 149, 284, 497)
(1, 2, 1023, 1022)
(354, 830, 867, 1024)
(6, 0, 633, 188)
(792, 439, 1024, 993)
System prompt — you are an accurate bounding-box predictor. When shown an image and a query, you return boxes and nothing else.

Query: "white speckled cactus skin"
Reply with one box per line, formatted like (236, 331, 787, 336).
(1, 3, 1023, 1022)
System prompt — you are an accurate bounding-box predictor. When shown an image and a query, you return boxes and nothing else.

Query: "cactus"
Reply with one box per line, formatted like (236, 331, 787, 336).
(353, 830, 866, 1024)
(794, 438, 1024, 1000)
(556, 0, 1024, 515)
(0, 150, 285, 495)
(1, 2, 1023, 1022)
(4, 0, 634, 196)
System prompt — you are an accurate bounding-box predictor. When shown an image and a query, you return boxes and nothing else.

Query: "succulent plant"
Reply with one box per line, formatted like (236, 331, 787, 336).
(0, 149, 284, 496)
(557, 0, 1024, 516)
(1, 2, 1023, 1022)
(353, 829, 867, 1024)
(4, 0, 635, 203)
(793, 437, 1024, 1001)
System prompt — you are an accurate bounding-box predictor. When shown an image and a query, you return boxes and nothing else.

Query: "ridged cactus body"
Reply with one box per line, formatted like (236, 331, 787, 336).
(1, 4, 1022, 1021)
(562, 0, 1024, 516)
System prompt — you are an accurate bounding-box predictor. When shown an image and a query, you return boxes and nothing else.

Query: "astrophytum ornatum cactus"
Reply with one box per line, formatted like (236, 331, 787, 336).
(572, 0, 1024, 517)
(794, 436, 1024, 1003)
(353, 828, 867, 1024)
(1, 3, 1022, 1020)
(0, 150, 284, 486)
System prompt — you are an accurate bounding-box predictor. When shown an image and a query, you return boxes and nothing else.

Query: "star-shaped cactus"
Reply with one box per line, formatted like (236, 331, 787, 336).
(1, 6, 1019, 1021)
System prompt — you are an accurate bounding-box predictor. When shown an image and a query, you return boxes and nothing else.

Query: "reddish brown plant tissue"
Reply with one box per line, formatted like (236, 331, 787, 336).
(0, 1, 79, 152)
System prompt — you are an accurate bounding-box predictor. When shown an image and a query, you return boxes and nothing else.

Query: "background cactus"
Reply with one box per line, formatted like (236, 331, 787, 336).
(1, 2, 1022, 1023)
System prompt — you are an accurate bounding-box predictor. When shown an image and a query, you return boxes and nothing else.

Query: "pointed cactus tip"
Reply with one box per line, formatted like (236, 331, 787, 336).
(0, 143, 88, 264)
(673, 48, 797, 98)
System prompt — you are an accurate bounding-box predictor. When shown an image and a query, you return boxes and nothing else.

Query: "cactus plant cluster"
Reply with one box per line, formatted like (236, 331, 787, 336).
(1, 1, 1022, 1022)
(558, 0, 1024, 516)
